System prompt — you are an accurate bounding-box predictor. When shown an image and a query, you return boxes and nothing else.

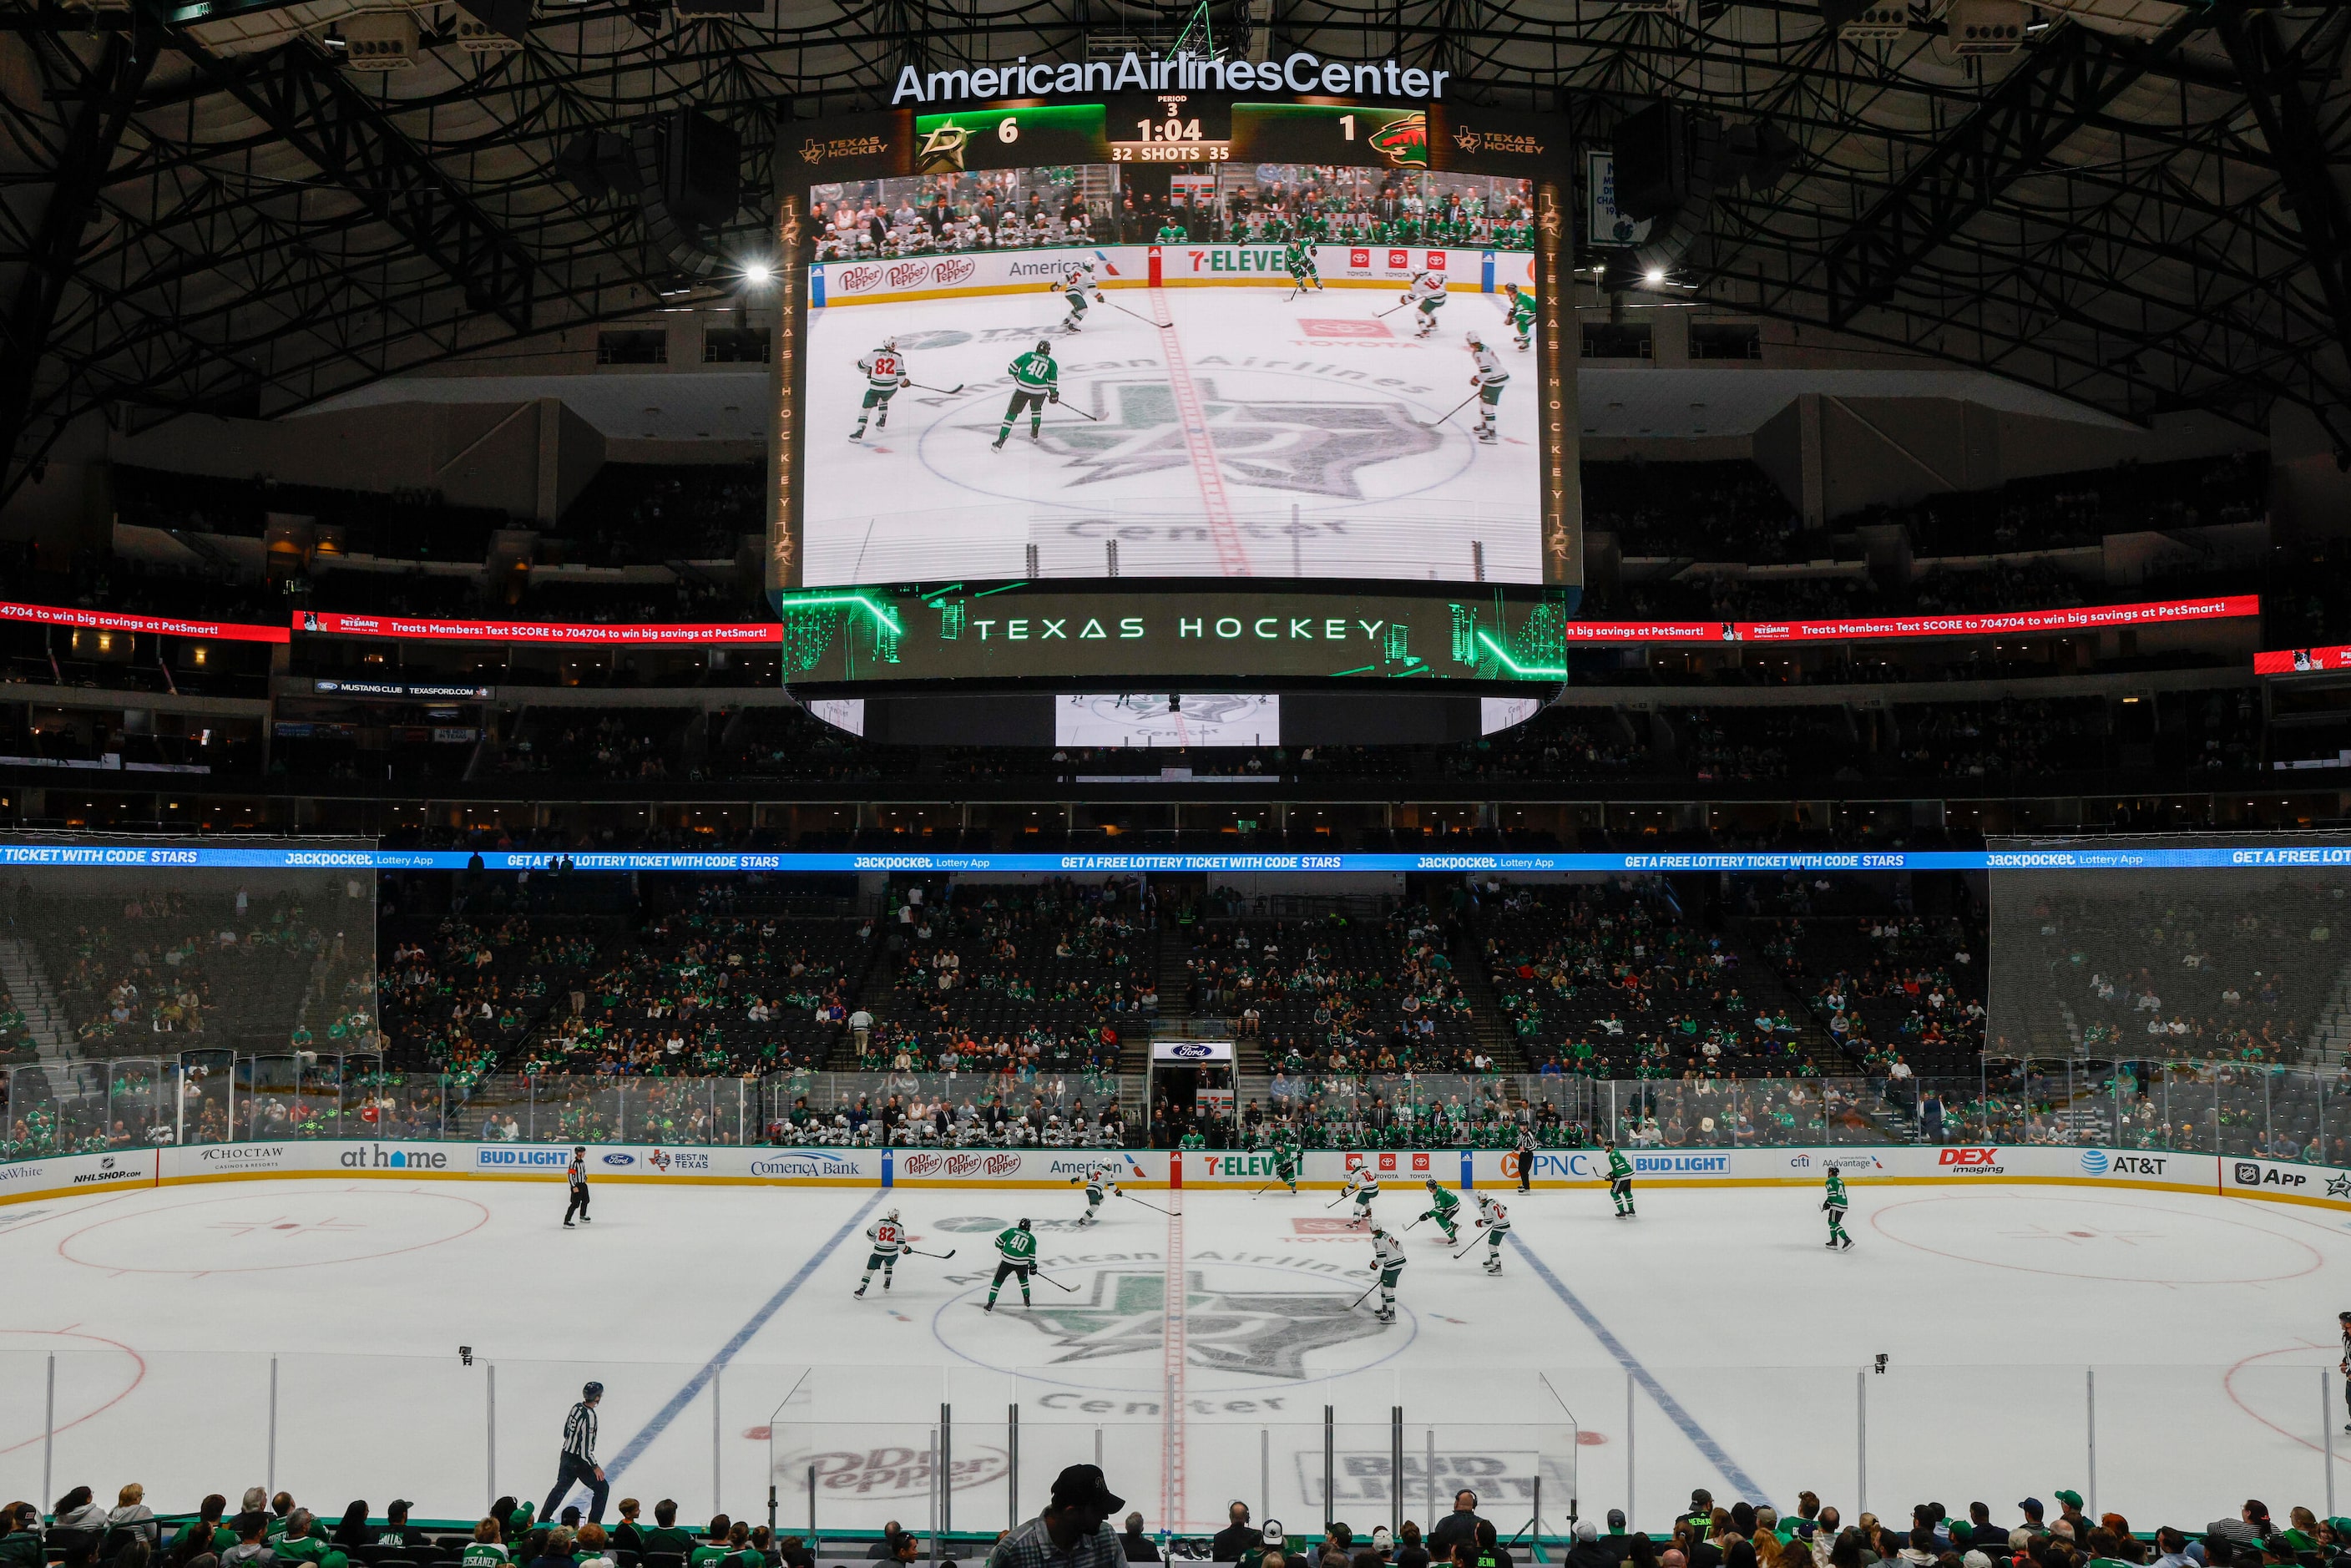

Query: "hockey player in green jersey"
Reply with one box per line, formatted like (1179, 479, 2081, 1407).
(1417, 1176, 1461, 1242)
(1283, 238, 1322, 294)
(851, 337, 910, 441)
(1500, 282, 1538, 352)
(1604, 1139, 1635, 1217)
(1271, 1140, 1301, 1195)
(1823, 1169, 1853, 1250)
(983, 1217, 1038, 1311)
(992, 341, 1058, 451)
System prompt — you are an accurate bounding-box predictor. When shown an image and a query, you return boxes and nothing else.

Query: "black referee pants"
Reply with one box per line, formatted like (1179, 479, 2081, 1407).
(565, 1184, 590, 1225)
(544, 1453, 608, 1522)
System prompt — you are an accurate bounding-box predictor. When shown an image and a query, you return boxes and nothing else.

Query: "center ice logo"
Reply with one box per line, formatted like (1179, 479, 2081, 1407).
(984, 1265, 1393, 1378)
(965, 377, 1440, 498)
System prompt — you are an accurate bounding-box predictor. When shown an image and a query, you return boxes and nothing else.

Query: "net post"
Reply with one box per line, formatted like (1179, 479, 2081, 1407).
(42, 1353, 54, 1515)
(268, 1355, 279, 1495)
(488, 1363, 498, 1513)
(941, 1403, 953, 1537)
(1009, 1404, 1019, 1532)
(1625, 1369, 1635, 1530)
(714, 1368, 724, 1515)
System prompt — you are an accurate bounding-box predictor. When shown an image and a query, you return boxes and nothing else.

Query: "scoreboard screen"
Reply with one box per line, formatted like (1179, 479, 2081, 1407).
(768, 71, 1579, 688)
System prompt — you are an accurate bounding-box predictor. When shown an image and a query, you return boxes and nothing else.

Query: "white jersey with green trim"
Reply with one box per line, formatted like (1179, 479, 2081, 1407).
(1344, 1166, 1379, 1197)
(1468, 342, 1509, 387)
(1476, 1193, 1510, 1232)
(866, 1218, 907, 1255)
(857, 347, 909, 392)
(1371, 1231, 1407, 1271)
(1405, 273, 1447, 303)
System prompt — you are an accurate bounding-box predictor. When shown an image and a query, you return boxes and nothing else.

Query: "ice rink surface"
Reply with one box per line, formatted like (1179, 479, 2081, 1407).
(802, 284, 1542, 586)
(8, 1178, 2350, 1532)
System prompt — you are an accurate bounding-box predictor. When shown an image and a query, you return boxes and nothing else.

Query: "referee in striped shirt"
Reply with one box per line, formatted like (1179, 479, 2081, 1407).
(544, 1381, 609, 1523)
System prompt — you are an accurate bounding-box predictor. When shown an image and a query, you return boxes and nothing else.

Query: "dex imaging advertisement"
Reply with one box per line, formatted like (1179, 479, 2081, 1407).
(775, 97, 1574, 594)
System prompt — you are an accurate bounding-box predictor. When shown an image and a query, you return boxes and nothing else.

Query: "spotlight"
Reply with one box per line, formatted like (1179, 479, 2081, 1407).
(1645, 267, 1666, 285)
(742, 261, 774, 285)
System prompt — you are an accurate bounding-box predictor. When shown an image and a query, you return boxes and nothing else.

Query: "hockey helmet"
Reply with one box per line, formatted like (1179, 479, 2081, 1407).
(1425, 1176, 1442, 1189)
(1034, 338, 1053, 355)
(1018, 1217, 1032, 1230)
(583, 1381, 604, 1400)
(1464, 329, 1483, 346)
(880, 335, 899, 352)
(885, 1206, 901, 1221)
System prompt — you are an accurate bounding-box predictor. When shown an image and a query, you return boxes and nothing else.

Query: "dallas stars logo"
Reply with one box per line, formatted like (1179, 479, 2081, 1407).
(2327, 1173, 2350, 1199)
(973, 377, 1440, 499)
(918, 122, 972, 172)
(1014, 1267, 1388, 1378)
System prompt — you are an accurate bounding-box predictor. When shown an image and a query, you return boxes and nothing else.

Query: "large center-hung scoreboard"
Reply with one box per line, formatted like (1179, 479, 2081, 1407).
(766, 65, 1580, 690)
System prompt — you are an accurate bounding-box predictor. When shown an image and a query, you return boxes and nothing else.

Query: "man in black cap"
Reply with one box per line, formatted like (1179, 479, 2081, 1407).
(988, 1465, 1125, 1568)
(544, 1382, 609, 1524)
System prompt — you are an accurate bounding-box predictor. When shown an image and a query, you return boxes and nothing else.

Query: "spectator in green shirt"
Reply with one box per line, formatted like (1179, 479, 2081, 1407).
(459, 1521, 510, 1568)
(687, 1517, 736, 1568)
(641, 1501, 695, 1556)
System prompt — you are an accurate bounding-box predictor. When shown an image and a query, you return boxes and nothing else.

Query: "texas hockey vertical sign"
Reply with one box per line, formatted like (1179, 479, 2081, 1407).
(1427, 102, 1581, 591)
(769, 172, 808, 594)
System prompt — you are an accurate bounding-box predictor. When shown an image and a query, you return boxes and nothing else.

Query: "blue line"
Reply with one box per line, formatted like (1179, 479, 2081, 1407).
(576, 1191, 885, 1502)
(1508, 1232, 1772, 1508)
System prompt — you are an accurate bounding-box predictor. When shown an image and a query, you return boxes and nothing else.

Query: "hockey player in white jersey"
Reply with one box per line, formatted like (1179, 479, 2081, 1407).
(851, 336, 911, 441)
(856, 1206, 908, 1297)
(1401, 271, 1447, 336)
(1059, 260, 1102, 332)
(1464, 329, 1509, 445)
(1073, 1166, 1119, 1226)
(1473, 1191, 1511, 1274)
(1342, 1161, 1380, 1219)
(1367, 1223, 1407, 1323)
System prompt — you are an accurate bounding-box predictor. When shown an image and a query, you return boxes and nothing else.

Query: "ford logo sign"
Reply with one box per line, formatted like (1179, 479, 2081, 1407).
(1166, 1043, 1213, 1059)
(602, 1153, 635, 1166)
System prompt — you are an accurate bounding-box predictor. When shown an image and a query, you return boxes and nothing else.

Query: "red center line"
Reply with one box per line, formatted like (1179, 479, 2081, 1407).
(1163, 1184, 1187, 1531)
(1150, 287, 1251, 576)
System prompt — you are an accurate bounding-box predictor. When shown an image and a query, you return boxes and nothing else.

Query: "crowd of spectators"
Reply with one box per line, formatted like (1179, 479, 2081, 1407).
(1185, 904, 1490, 1073)
(808, 166, 1536, 259)
(869, 879, 1150, 1076)
(1998, 879, 2348, 1065)
(1479, 881, 1813, 1081)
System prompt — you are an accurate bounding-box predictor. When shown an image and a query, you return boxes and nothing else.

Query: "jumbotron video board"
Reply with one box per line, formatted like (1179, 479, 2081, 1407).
(767, 59, 1580, 689)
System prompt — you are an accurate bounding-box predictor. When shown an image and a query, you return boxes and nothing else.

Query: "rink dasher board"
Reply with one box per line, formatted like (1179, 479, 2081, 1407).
(3, 1142, 2344, 1211)
(811, 245, 1534, 309)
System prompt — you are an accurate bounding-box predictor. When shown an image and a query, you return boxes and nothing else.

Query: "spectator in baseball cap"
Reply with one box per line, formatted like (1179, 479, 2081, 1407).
(988, 1467, 1123, 1568)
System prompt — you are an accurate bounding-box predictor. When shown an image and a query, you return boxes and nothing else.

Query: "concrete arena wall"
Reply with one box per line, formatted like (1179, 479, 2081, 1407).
(3, 1141, 2343, 1211)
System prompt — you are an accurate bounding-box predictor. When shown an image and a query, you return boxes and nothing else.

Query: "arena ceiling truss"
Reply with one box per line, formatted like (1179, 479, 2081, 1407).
(0, 0, 2345, 500)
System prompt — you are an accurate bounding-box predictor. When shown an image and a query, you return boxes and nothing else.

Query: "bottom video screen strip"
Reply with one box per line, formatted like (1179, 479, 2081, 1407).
(773, 584, 1578, 685)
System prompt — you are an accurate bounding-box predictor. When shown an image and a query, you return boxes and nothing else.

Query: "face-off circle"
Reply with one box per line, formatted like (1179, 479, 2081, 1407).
(59, 1187, 491, 1274)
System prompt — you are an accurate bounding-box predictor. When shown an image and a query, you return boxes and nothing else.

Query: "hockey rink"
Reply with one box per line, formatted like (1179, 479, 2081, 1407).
(801, 284, 1542, 587)
(5, 1179, 2348, 1531)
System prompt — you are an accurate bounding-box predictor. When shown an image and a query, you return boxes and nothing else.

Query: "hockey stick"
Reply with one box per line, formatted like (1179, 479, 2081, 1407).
(1106, 299, 1173, 330)
(1118, 1191, 1173, 1216)
(1376, 301, 1414, 318)
(1346, 1276, 1385, 1310)
(1453, 1234, 1487, 1260)
(902, 1247, 957, 1259)
(909, 381, 965, 395)
(1029, 1268, 1078, 1293)
(1419, 392, 1482, 429)
(1056, 403, 1102, 422)
(1325, 1191, 1352, 1210)
(1403, 1215, 1423, 1231)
